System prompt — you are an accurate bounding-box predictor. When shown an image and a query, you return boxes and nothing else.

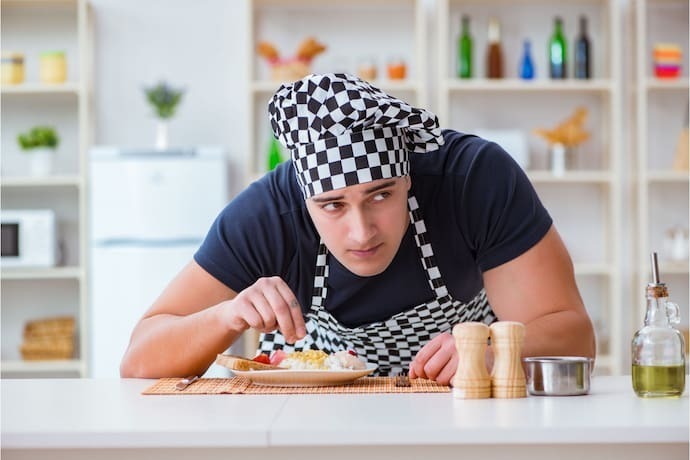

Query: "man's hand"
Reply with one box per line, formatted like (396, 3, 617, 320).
(223, 276, 307, 344)
(409, 332, 457, 385)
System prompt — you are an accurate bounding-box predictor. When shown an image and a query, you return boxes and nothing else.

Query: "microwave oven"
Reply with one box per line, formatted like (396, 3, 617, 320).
(1, 209, 58, 267)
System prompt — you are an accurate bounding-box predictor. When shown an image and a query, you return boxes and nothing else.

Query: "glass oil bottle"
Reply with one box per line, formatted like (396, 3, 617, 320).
(631, 253, 686, 398)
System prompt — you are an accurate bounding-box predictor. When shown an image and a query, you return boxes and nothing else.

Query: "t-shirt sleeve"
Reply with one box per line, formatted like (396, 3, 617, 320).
(458, 138, 553, 272)
(193, 179, 289, 293)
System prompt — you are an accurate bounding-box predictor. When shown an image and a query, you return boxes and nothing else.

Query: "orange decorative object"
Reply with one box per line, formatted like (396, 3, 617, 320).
(257, 37, 327, 83)
(386, 59, 407, 80)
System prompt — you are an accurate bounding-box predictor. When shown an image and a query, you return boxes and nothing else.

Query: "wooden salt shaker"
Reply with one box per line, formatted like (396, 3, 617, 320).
(489, 321, 527, 398)
(451, 322, 491, 399)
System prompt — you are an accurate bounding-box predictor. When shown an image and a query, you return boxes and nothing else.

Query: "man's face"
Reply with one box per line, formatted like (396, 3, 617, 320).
(305, 176, 411, 277)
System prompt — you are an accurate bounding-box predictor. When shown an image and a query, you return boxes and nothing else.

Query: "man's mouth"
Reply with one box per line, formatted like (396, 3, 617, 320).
(349, 243, 382, 258)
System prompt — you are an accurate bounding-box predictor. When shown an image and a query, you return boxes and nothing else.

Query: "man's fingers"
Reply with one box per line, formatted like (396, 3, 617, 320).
(274, 279, 307, 339)
(261, 285, 297, 342)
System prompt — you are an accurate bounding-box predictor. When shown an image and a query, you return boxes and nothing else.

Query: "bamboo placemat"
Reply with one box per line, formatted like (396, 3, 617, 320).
(142, 376, 450, 395)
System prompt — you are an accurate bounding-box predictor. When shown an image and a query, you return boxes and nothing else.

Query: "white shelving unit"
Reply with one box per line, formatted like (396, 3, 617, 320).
(633, 0, 689, 346)
(246, 0, 427, 182)
(1, 0, 93, 378)
(243, 0, 427, 355)
(437, 0, 623, 374)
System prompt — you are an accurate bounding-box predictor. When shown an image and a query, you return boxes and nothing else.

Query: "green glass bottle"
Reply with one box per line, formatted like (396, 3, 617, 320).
(458, 15, 473, 79)
(267, 136, 284, 171)
(549, 17, 567, 79)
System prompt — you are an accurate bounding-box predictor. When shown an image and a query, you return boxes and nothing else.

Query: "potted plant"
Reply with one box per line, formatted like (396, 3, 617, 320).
(17, 126, 59, 176)
(143, 81, 185, 150)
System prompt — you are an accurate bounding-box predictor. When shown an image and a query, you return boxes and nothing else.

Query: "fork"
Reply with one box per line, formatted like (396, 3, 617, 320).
(175, 375, 199, 391)
(394, 369, 411, 387)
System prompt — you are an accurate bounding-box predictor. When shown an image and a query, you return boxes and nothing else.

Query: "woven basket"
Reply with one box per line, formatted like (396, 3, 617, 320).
(21, 336, 74, 360)
(24, 316, 75, 339)
(21, 316, 76, 360)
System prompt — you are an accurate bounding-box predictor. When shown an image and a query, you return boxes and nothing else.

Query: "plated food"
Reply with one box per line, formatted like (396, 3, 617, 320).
(215, 349, 376, 387)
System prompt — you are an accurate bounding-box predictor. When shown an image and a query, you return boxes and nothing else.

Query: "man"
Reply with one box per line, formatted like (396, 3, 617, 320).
(120, 73, 595, 384)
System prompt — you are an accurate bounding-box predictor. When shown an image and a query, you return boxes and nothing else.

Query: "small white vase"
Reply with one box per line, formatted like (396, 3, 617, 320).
(155, 120, 168, 150)
(549, 143, 565, 176)
(27, 147, 54, 176)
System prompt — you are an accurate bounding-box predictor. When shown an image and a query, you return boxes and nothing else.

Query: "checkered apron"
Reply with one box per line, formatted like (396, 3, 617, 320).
(258, 195, 497, 376)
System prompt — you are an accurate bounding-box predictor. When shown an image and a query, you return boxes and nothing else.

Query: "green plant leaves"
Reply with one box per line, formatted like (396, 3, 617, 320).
(144, 81, 185, 119)
(17, 126, 59, 151)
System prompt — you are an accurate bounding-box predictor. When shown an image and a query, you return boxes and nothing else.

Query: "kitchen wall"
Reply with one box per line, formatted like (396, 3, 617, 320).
(92, 0, 249, 194)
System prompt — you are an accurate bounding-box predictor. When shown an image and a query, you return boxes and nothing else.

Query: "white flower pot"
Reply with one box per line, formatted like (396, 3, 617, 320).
(155, 120, 168, 150)
(27, 147, 54, 176)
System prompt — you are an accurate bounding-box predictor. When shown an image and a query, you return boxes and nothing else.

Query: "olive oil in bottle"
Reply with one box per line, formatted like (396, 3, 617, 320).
(631, 253, 686, 398)
(632, 364, 685, 396)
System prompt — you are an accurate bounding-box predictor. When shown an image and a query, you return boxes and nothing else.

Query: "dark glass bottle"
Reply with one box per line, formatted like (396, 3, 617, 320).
(486, 17, 503, 79)
(574, 16, 591, 79)
(549, 17, 567, 79)
(458, 15, 473, 79)
(519, 39, 535, 79)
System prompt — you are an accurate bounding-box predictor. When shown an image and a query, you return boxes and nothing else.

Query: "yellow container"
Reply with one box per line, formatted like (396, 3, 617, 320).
(40, 50, 67, 84)
(1, 52, 25, 85)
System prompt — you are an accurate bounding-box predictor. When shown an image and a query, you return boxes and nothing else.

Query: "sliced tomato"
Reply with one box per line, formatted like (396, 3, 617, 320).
(270, 349, 288, 366)
(252, 353, 271, 364)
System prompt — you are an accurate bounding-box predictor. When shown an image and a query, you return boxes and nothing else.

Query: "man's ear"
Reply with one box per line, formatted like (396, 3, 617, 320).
(403, 175, 411, 191)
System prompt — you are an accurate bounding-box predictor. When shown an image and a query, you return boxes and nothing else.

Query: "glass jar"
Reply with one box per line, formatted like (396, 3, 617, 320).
(40, 50, 67, 84)
(356, 57, 378, 82)
(1, 52, 25, 85)
(386, 57, 407, 80)
(631, 282, 686, 398)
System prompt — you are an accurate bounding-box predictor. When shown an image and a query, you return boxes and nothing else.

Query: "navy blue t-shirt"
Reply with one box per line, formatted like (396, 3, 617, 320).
(194, 130, 552, 328)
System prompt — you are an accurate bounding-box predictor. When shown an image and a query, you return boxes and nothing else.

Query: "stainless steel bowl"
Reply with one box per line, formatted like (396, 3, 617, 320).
(523, 356, 593, 396)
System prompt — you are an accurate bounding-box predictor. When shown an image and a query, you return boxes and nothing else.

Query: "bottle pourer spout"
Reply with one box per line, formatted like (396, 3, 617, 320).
(651, 252, 660, 284)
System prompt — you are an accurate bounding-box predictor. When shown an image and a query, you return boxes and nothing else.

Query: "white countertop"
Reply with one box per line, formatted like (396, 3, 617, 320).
(1, 376, 687, 451)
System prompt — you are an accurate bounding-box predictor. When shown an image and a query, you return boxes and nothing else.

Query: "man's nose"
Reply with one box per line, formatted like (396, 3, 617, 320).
(348, 208, 376, 243)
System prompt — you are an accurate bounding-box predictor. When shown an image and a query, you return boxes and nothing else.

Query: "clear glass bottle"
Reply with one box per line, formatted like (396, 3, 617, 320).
(458, 15, 473, 79)
(631, 253, 686, 398)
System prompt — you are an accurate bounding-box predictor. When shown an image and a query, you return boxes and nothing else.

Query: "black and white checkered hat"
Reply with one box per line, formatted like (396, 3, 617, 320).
(268, 73, 444, 199)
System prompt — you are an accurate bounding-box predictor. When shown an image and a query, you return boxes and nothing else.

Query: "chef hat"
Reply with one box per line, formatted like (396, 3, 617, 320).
(268, 73, 444, 199)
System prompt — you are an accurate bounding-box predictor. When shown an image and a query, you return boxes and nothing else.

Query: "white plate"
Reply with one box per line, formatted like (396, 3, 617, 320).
(231, 364, 377, 387)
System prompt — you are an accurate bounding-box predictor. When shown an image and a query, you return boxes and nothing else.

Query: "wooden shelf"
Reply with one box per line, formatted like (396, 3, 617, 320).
(1, 0, 91, 378)
(646, 78, 690, 91)
(438, 0, 623, 375)
(1, 175, 83, 187)
(251, 79, 421, 94)
(1, 359, 83, 374)
(658, 260, 689, 275)
(1, 266, 83, 280)
(634, 0, 689, 348)
(1, 83, 80, 95)
(445, 79, 613, 92)
(528, 170, 613, 184)
(645, 170, 689, 183)
(1, 0, 77, 7)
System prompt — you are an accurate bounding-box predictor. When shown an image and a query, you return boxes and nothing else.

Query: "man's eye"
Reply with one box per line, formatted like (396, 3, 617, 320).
(322, 202, 342, 211)
(372, 192, 391, 201)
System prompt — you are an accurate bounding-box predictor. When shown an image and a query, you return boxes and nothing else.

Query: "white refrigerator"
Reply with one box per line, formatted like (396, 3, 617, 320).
(89, 146, 228, 378)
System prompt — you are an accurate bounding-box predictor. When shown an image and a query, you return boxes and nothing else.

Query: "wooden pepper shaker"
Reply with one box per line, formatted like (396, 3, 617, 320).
(489, 321, 527, 398)
(451, 322, 491, 399)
